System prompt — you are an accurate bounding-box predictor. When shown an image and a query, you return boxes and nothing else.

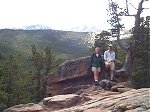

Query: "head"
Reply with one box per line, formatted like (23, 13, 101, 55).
(108, 44, 113, 51)
(95, 47, 100, 54)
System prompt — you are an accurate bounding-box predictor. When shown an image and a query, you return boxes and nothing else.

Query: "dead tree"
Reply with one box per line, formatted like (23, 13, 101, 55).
(107, 0, 146, 76)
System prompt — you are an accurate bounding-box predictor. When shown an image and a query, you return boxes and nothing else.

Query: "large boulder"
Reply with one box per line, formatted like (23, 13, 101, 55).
(46, 56, 128, 96)
(43, 94, 81, 110)
(47, 56, 90, 84)
(46, 56, 94, 96)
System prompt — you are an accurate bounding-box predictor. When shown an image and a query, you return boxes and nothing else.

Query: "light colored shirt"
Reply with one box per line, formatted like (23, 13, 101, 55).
(104, 50, 115, 62)
(96, 54, 99, 57)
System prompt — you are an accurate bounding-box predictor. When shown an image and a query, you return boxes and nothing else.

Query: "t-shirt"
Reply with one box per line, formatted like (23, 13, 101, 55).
(104, 50, 115, 62)
(96, 54, 99, 57)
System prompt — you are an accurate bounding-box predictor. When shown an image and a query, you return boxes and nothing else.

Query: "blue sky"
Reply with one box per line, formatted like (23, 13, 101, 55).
(0, 0, 149, 31)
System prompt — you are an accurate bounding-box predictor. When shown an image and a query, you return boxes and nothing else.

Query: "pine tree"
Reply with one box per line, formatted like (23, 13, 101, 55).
(30, 44, 54, 102)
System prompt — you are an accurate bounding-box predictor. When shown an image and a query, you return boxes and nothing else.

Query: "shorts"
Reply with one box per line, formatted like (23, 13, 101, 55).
(92, 67, 101, 72)
(105, 62, 115, 70)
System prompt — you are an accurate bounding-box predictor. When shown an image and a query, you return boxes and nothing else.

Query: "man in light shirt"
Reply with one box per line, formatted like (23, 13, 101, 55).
(104, 44, 116, 81)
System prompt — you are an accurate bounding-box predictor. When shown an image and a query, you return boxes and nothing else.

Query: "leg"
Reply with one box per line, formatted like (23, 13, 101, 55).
(92, 67, 101, 85)
(93, 71, 99, 81)
(105, 62, 110, 70)
(110, 71, 114, 80)
(110, 62, 115, 80)
(92, 67, 101, 81)
(105, 62, 111, 80)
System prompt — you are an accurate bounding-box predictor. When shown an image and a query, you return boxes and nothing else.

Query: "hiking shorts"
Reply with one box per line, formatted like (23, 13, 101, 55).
(105, 61, 115, 70)
(92, 67, 101, 72)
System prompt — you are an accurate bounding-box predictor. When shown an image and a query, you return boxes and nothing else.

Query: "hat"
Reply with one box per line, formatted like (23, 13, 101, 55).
(108, 44, 113, 47)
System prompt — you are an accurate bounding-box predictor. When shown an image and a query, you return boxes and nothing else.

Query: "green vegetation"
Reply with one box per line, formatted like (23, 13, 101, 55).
(0, 53, 31, 111)
(107, 0, 150, 88)
(0, 29, 91, 111)
(0, 44, 65, 111)
(0, 29, 91, 60)
(131, 17, 150, 88)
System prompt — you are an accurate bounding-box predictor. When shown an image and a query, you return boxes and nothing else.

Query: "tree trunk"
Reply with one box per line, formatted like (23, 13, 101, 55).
(133, 0, 144, 45)
(115, 0, 144, 77)
(36, 71, 41, 102)
(123, 48, 132, 74)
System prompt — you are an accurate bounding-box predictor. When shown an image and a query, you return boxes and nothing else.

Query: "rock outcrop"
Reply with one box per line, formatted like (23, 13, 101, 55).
(3, 103, 47, 112)
(47, 56, 93, 96)
(43, 94, 81, 110)
(5, 87, 150, 112)
(50, 87, 150, 112)
(46, 56, 128, 96)
(4, 57, 149, 112)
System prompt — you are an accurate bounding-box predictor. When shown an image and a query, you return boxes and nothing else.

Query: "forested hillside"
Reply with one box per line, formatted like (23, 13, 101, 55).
(0, 29, 91, 60)
(0, 29, 92, 111)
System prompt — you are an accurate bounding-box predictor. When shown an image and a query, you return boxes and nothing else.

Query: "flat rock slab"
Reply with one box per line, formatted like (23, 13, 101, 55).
(43, 94, 81, 110)
(3, 103, 46, 112)
(111, 84, 133, 93)
(51, 88, 150, 112)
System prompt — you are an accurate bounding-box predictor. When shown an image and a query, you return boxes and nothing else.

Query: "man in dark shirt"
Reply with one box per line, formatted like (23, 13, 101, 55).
(90, 47, 104, 85)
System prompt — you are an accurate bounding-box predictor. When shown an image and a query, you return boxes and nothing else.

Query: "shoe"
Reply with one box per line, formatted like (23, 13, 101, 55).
(111, 79, 117, 82)
(94, 81, 99, 86)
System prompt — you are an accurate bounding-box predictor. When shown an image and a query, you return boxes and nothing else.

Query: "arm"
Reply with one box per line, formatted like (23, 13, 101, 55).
(104, 51, 107, 61)
(110, 52, 116, 62)
(89, 53, 94, 68)
(101, 55, 105, 69)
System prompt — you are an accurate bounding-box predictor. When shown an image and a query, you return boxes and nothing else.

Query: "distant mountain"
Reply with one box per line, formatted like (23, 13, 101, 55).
(23, 24, 51, 30)
(0, 29, 92, 60)
(66, 25, 101, 32)
(2, 24, 101, 32)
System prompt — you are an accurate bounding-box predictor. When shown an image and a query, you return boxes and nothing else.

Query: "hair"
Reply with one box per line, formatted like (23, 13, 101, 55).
(95, 47, 100, 49)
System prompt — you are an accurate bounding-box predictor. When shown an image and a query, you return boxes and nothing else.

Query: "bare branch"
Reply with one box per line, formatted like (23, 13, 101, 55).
(116, 30, 129, 51)
(124, 14, 136, 17)
(129, 2, 137, 10)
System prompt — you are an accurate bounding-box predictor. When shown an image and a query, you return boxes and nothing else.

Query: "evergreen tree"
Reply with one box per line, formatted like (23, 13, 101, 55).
(0, 53, 31, 111)
(42, 44, 53, 98)
(94, 31, 111, 54)
(0, 64, 8, 111)
(30, 44, 54, 102)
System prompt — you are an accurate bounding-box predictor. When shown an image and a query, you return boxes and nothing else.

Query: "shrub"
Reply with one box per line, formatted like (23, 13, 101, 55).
(131, 69, 150, 88)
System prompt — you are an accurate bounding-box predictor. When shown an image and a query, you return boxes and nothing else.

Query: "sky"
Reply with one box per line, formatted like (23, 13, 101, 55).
(0, 0, 149, 31)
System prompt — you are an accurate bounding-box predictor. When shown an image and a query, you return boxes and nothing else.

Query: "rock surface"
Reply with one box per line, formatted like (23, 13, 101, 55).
(49, 87, 150, 112)
(4, 56, 149, 112)
(46, 56, 128, 96)
(46, 56, 94, 96)
(3, 103, 46, 112)
(43, 94, 81, 110)
(4, 87, 150, 112)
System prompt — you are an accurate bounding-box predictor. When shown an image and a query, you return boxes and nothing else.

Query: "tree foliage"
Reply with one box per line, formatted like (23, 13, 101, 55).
(107, 0, 150, 88)
(0, 53, 31, 111)
(0, 43, 61, 111)
(93, 31, 111, 53)
(131, 17, 150, 88)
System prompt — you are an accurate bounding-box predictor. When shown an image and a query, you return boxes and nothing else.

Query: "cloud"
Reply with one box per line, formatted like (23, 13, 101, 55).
(0, 0, 149, 30)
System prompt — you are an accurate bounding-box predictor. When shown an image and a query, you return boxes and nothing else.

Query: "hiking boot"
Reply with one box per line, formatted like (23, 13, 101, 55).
(111, 79, 118, 82)
(94, 81, 99, 86)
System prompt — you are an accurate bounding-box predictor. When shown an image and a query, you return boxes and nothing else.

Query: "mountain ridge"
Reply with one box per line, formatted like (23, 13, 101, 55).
(0, 29, 92, 60)
(1, 24, 102, 32)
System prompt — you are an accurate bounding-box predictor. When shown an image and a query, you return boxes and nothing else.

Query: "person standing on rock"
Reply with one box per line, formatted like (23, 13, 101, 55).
(104, 44, 116, 81)
(89, 47, 104, 86)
